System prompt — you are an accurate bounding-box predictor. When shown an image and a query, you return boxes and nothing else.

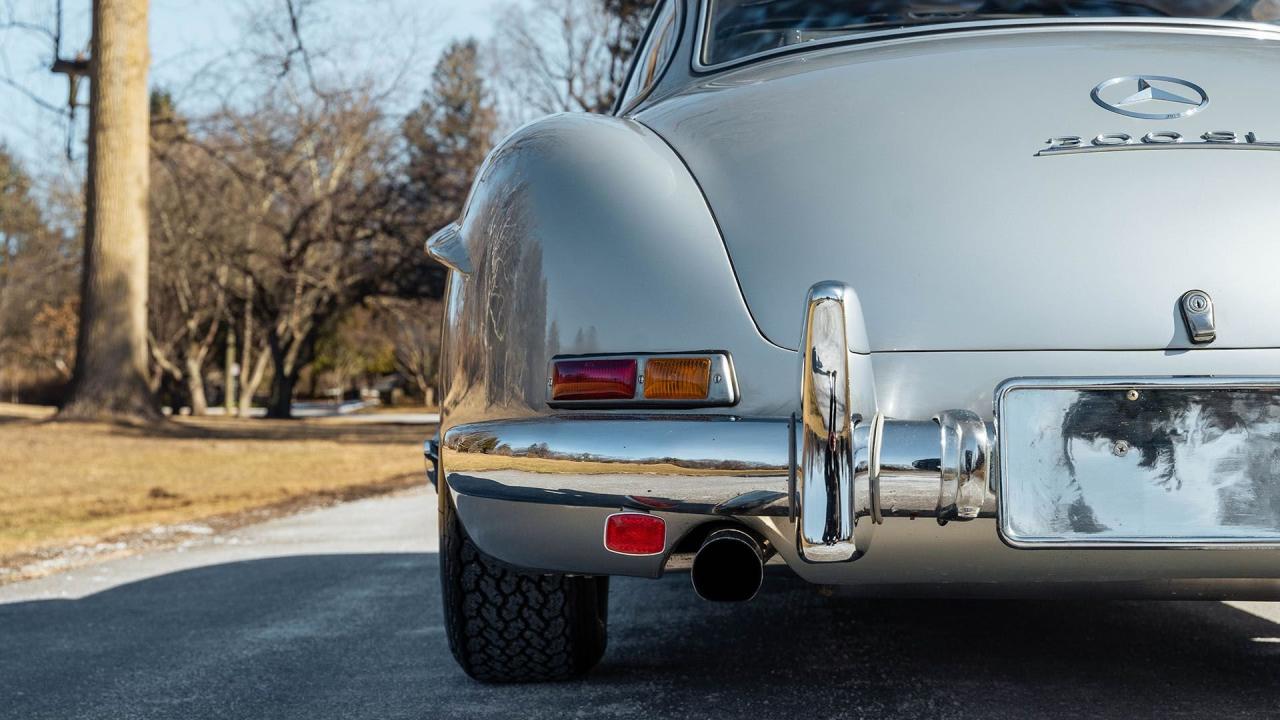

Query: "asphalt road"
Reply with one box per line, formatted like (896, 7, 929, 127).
(3, 487, 1279, 720)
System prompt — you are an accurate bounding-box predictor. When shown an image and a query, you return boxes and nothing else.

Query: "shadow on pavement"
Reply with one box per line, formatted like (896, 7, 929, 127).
(2, 553, 1277, 719)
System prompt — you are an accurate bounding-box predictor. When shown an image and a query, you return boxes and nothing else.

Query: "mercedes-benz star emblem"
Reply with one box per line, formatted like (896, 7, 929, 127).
(1091, 76, 1209, 120)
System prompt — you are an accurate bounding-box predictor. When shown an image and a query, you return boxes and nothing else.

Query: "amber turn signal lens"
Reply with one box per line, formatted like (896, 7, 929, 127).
(644, 357, 711, 400)
(552, 359, 637, 401)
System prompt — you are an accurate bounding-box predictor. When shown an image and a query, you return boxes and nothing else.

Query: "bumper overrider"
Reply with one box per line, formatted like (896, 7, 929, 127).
(429, 282, 1280, 598)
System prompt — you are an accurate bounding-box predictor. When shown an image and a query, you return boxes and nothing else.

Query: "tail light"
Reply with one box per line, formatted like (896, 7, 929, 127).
(551, 359, 637, 401)
(547, 353, 738, 407)
(644, 357, 711, 400)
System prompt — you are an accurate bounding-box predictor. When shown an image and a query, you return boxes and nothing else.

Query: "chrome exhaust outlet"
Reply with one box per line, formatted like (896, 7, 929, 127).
(690, 528, 774, 602)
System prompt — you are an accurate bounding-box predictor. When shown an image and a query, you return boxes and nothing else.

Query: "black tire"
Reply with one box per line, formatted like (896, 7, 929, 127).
(440, 494, 609, 682)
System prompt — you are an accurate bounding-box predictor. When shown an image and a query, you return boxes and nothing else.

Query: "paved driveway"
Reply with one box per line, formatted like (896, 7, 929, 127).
(3, 488, 1278, 719)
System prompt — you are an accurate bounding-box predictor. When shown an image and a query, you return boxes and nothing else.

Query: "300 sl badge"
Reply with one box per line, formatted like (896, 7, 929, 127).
(1037, 131, 1280, 156)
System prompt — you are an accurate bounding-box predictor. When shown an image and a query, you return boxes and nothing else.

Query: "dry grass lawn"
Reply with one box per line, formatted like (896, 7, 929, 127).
(0, 403, 432, 566)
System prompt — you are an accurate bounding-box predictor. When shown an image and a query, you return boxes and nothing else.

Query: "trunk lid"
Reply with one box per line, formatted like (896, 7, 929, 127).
(637, 26, 1280, 351)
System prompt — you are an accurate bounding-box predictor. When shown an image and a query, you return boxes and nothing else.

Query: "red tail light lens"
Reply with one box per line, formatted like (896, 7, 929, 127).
(551, 359, 637, 401)
(604, 512, 666, 555)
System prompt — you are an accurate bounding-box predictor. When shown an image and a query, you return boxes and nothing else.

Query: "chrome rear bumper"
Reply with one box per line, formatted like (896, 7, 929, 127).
(441, 414, 992, 522)
(435, 281, 1280, 596)
(439, 414, 1280, 595)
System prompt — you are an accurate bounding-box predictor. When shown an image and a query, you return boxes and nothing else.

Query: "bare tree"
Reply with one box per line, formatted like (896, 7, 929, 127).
(375, 39, 498, 406)
(376, 297, 441, 404)
(61, 0, 157, 421)
(146, 216, 229, 416)
(116, 0, 414, 419)
(602, 0, 657, 98)
(5, 0, 453, 417)
(145, 91, 237, 415)
(490, 0, 615, 118)
(237, 277, 270, 416)
(184, 92, 398, 418)
(489, 0, 655, 120)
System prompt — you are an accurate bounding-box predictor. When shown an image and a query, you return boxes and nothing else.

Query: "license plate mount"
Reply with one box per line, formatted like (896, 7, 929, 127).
(996, 377, 1280, 548)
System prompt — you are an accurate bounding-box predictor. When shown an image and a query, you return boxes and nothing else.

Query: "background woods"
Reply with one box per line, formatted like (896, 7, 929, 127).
(0, 0, 654, 418)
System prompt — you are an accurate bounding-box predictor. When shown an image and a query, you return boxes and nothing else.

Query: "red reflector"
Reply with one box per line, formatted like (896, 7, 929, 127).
(552, 359, 637, 401)
(604, 513, 666, 555)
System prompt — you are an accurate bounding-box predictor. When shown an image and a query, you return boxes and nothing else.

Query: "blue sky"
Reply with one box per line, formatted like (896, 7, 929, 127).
(0, 0, 511, 175)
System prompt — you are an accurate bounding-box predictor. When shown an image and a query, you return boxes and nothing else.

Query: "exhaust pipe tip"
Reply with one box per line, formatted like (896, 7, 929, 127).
(690, 528, 770, 602)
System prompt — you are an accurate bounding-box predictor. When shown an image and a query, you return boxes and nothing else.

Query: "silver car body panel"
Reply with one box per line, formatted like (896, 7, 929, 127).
(636, 26, 1280, 353)
(433, 7, 1280, 597)
(454, 492, 1280, 598)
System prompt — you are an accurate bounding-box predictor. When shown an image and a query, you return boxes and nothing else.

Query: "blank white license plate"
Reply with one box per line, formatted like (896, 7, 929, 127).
(997, 378, 1280, 547)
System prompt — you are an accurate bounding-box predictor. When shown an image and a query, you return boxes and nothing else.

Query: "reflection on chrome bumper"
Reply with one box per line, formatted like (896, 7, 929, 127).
(440, 414, 1280, 594)
(443, 416, 791, 516)
(440, 413, 996, 521)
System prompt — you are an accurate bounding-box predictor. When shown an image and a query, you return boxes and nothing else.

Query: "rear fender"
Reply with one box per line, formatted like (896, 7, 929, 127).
(436, 113, 818, 429)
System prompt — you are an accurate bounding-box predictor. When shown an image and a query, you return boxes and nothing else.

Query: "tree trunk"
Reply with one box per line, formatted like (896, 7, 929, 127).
(61, 0, 157, 422)
(265, 332, 294, 419)
(184, 354, 208, 415)
(266, 363, 295, 419)
(239, 347, 269, 416)
(223, 326, 236, 413)
(237, 277, 256, 416)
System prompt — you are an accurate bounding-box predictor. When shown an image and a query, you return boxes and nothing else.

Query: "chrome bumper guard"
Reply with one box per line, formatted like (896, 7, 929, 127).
(794, 282, 991, 562)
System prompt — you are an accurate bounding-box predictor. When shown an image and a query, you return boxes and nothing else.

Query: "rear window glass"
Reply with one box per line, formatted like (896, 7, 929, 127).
(702, 0, 1277, 65)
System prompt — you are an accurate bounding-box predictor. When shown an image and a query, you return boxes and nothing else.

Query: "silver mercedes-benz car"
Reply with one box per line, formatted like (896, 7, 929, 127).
(425, 0, 1280, 682)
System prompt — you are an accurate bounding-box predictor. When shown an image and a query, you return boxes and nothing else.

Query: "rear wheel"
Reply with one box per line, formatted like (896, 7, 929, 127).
(440, 493, 609, 682)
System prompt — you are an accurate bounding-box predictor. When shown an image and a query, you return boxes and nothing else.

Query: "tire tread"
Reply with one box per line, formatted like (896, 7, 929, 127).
(440, 499, 607, 682)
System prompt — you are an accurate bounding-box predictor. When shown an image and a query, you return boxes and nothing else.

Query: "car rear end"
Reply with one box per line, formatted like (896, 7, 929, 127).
(430, 0, 1280, 682)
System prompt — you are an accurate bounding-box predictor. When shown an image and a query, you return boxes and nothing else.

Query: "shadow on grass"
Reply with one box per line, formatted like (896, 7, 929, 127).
(1, 553, 1278, 720)
(140, 418, 436, 446)
(1, 413, 435, 446)
(0, 399, 434, 446)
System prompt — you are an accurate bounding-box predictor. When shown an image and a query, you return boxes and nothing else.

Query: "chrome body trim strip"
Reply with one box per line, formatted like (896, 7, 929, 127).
(1036, 139, 1280, 156)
